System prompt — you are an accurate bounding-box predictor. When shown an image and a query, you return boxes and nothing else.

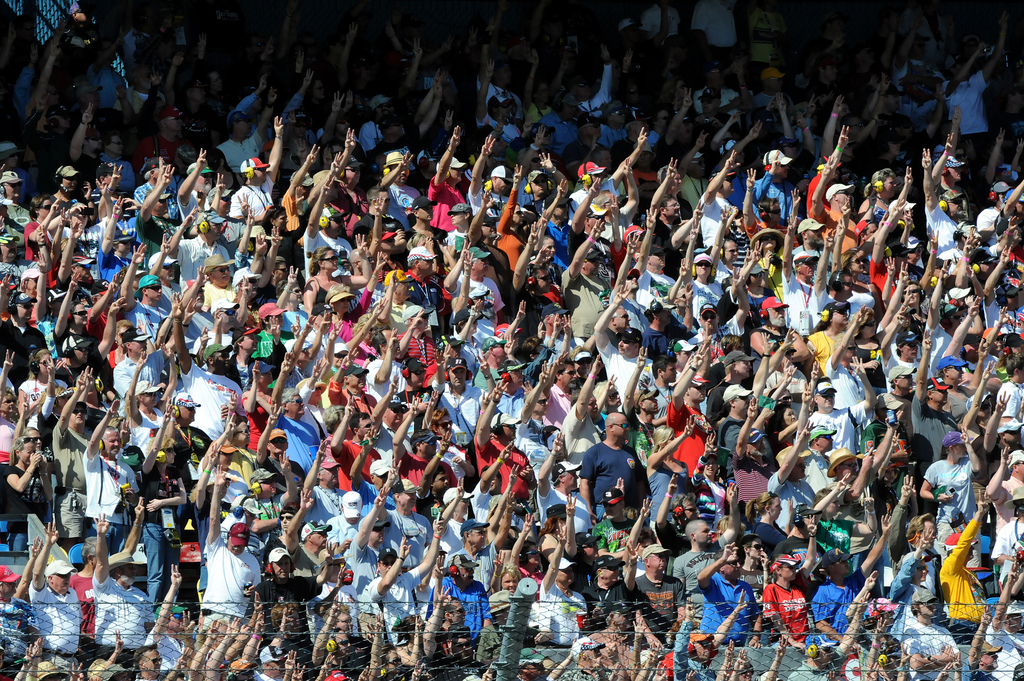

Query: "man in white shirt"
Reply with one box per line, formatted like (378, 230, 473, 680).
(173, 214, 232, 284)
(536, 457, 593, 534)
(203, 468, 262, 620)
(364, 524, 446, 643)
(92, 514, 154, 654)
(783, 250, 829, 335)
(30, 541, 81, 659)
(903, 589, 959, 681)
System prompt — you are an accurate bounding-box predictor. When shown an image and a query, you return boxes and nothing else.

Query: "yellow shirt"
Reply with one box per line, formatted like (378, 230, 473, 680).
(940, 519, 985, 623)
(203, 283, 237, 309)
(807, 330, 837, 375)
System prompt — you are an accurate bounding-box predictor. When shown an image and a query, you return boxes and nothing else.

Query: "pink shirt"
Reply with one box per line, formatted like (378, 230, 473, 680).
(994, 476, 1024, 532)
(427, 179, 464, 232)
(544, 384, 571, 429)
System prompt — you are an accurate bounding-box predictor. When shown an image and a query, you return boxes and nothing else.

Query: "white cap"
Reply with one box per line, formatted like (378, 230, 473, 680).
(267, 547, 291, 564)
(369, 459, 391, 478)
(232, 267, 260, 287)
(211, 299, 239, 312)
(44, 559, 78, 577)
(825, 183, 855, 200)
(558, 556, 575, 570)
(762, 150, 793, 166)
(342, 490, 362, 520)
(148, 252, 178, 269)
(443, 488, 462, 505)
(21, 268, 41, 280)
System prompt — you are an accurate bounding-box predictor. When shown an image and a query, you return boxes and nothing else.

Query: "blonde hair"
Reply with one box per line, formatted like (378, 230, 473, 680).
(308, 246, 335, 276)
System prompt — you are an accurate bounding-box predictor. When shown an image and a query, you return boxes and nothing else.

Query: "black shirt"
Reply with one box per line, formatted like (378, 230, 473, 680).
(2, 463, 47, 532)
(139, 464, 185, 525)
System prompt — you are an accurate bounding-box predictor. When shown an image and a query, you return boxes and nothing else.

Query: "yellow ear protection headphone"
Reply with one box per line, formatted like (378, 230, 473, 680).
(806, 643, 820, 659)
(243, 164, 255, 180)
(319, 209, 332, 228)
(874, 180, 885, 193)
(98, 439, 105, 452)
(580, 173, 594, 188)
(250, 482, 263, 496)
(821, 306, 831, 323)
(484, 178, 494, 192)
(173, 404, 181, 418)
(198, 218, 211, 234)
(155, 450, 167, 464)
(524, 177, 553, 195)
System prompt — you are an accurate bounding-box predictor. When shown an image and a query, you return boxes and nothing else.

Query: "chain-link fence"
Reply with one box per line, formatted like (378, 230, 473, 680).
(6, 597, 1016, 681)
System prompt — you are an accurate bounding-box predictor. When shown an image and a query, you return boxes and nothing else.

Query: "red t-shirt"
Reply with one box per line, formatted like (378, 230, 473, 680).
(476, 437, 531, 499)
(761, 581, 810, 641)
(666, 402, 712, 473)
(248, 405, 269, 451)
(398, 451, 456, 488)
(69, 572, 96, 636)
(427, 179, 464, 233)
(331, 440, 380, 491)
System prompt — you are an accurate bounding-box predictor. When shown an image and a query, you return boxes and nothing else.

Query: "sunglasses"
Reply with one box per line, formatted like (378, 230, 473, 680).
(72, 310, 88, 316)
(22, 436, 41, 442)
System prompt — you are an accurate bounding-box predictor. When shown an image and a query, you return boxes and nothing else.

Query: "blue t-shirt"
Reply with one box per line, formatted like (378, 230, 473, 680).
(279, 416, 319, 473)
(100, 249, 132, 283)
(580, 442, 648, 509)
(699, 572, 759, 644)
(428, 576, 493, 639)
(356, 479, 396, 517)
(811, 567, 866, 634)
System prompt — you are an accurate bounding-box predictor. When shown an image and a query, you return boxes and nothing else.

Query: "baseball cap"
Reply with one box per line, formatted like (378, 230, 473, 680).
(341, 490, 362, 520)
(603, 488, 625, 505)
(228, 523, 251, 546)
(267, 547, 291, 564)
(44, 560, 77, 577)
(723, 384, 753, 402)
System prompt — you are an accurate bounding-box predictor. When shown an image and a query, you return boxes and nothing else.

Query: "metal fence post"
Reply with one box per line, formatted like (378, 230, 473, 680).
(494, 578, 539, 681)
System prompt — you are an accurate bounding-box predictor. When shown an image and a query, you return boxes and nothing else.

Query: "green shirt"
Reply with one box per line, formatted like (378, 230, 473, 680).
(593, 516, 633, 553)
(135, 214, 177, 260)
(817, 517, 853, 554)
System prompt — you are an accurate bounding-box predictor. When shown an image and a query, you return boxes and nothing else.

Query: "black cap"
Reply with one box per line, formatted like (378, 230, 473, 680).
(403, 357, 426, 372)
(547, 503, 567, 519)
(449, 357, 469, 372)
(541, 303, 568, 318)
(411, 196, 436, 211)
(373, 519, 392, 531)
(593, 555, 624, 571)
(387, 400, 409, 413)
(617, 328, 642, 344)
(344, 365, 368, 377)
(575, 531, 597, 547)
(378, 548, 398, 563)
(452, 308, 472, 327)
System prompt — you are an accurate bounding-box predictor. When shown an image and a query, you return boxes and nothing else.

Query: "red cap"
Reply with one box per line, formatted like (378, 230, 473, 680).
(158, 106, 182, 120)
(240, 326, 260, 337)
(326, 673, 348, 681)
(228, 523, 251, 546)
(246, 156, 270, 169)
(578, 162, 606, 178)
(0, 565, 21, 582)
(258, 302, 285, 319)
(382, 231, 400, 240)
(624, 225, 645, 240)
(692, 374, 710, 386)
(760, 297, 789, 312)
(929, 378, 950, 391)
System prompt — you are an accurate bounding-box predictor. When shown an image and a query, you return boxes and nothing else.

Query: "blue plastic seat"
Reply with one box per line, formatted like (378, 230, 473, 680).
(980, 535, 992, 556)
(68, 543, 84, 565)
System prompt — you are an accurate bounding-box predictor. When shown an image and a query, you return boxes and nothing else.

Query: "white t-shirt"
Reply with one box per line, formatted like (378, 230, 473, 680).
(784, 274, 827, 335)
(28, 584, 80, 654)
(537, 487, 593, 534)
(203, 534, 262, 618)
(364, 565, 427, 643)
(903, 618, 957, 681)
(824, 363, 867, 412)
(698, 195, 733, 245)
(180, 362, 244, 440)
(925, 202, 958, 260)
(998, 380, 1024, 422)
(130, 410, 163, 453)
(537, 585, 586, 645)
(231, 177, 275, 219)
(992, 518, 1024, 569)
(84, 454, 139, 523)
(636, 270, 675, 308)
(597, 344, 651, 403)
(303, 230, 354, 277)
(943, 70, 988, 135)
(388, 184, 419, 229)
(93, 575, 154, 649)
(690, 0, 738, 47)
(807, 404, 870, 456)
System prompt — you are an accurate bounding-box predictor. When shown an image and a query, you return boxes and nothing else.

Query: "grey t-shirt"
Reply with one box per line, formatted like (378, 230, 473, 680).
(382, 510, 433, 565)
(448, 544, 497, 589)
(672, 549, 716, 595)
(923, 455, 976, 525)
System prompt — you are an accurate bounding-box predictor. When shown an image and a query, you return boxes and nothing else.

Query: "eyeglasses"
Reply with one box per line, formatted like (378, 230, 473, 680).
(22, 436, 41, 442)
(72, 310, 88, 316)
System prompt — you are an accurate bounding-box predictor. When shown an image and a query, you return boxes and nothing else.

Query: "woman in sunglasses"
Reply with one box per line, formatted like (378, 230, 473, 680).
(3, 430, 51, 551)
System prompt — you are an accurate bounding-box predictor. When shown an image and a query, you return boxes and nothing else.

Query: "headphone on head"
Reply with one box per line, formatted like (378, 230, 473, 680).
(173, 404, 181, 418)
(939, 198, 949, 212)
(580, 172, 594, 188)
(448, 564, 459, 578)
(524, 177, 552, 195)
(250, 481, 263, 496)
(806, 643, 820, 659)
(828, 272, 846, 294)
(401, 362, 412, 379)
(874, 180, 885, 193)
(98, 439, 105, 452)
(484, 178, 494, 192)
(243, 165, 255, 180)
(821, 306, 832, 323)
(29, 359, 40, 375)
(155, 450, 167, 464)
(198, 218, 211, 234)
(320, 210, 332, 228)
